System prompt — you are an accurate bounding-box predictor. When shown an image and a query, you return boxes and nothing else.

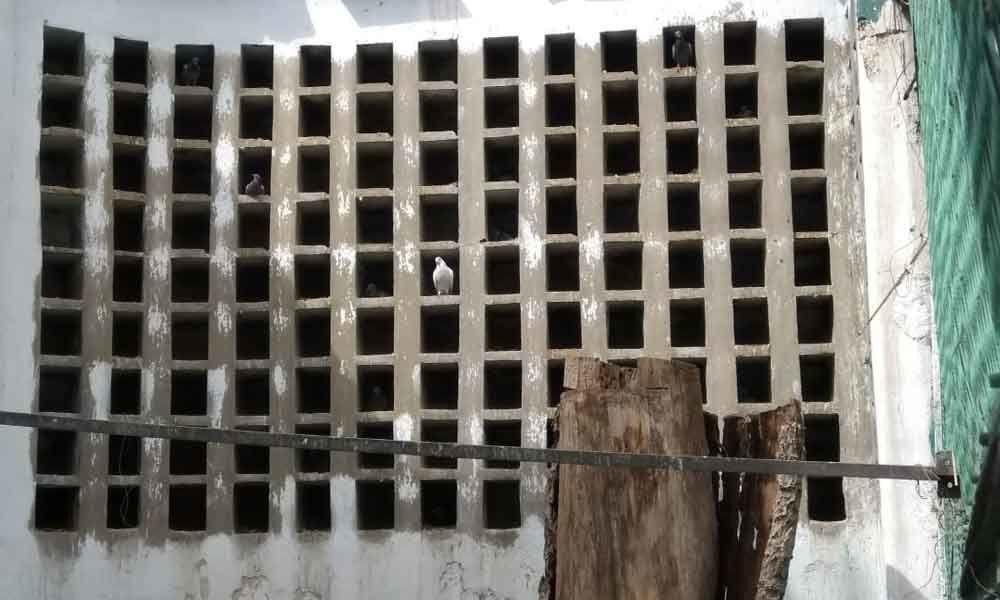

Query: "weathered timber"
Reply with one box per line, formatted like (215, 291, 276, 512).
(556, 359, 717, 600)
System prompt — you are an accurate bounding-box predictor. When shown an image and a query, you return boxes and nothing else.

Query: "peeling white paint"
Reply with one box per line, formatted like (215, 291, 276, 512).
(207, 365, 227, 428)
(271, 244, 294, 273)
(215, 302, 232, 334)
(394, 412, 414, 441)
(521, 224, 542, 270)
(396, 240, 416, 274)
(397, 469, 418, 502)
(272, 364, 287, 396)
(146, 302, 168, 341)
(581, 297, 599, 323)
(520, 79, 537, 106)
(580, 229, 602, 266)
(88, 361, 110, 419)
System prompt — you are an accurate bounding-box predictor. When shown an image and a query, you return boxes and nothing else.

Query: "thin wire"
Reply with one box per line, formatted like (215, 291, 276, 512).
(866, 236, 929, 327)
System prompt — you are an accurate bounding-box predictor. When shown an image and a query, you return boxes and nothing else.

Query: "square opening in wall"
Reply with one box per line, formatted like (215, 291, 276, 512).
(664, 76, 697, 122)
(601, 30, 637, 73)
(357, 91, 393, 134)
(805, 414, 845, 521)
(421, 195, 458, 242)
(295, 254, 330, 299)
(42, 84, 82, 129)
(787, 67, 824, 115)
(175, 45, 214, 87)
(670, 299, 705, 347)
(420, 89, 458, 132)
(723, 22, 757, 66)
(297, 200, 330, 246)
(484, 137, 519, 182)
(485, 85, 518, 129)
(107, 485, 140, 529)
(241, 45, 273, 88)
(486, 246, 520, 295)
(546, 134, 576, 180)
(296, 367, 329, 413)
(168, 484, 206, 531)
(112, 311, 142, 357)
(171, 370, 207, 415)
(358, 252, 393, 297)
(726, 126, 760, 173)
(546, 187, 577, 235)
(299, 94, 331, 137)
(548, 303, 582, 349)
(236, 258, 269, 303)
(297, 310, 331, 357)
(546, 83, 575, 127)
(113, 91, 147, 136)
(731, 239, 766, 287)
(172, 203, 210, 251)
(299, 145, 330, 193)
(171, 313, 208, 360)
(786, 19, 825, 63)
(41, 253, 82, 300)
(485, 362, 521, 409)
(110, 369, 140, 415)
(421, 480, 457, 528)
(548, 360, 565, 407)
(421, 251, 460, 296)
(728, 180, 762, 228)
(114, 203, 144, 252)
(169, 439, 207, 475)
(546, 33, 575, 75)
(300, 45, 331, 86)
(668, 241, 704, 288)
(113, 145, 145, 192)
(240, 96, 273, 140)
(236, 369, 269, 416)
(236, 313, 269, 360)
(357, 480, 395, 530)
(800, 354, 834, 403)
(422, 420, 458, 469)
(34, 485, 78, 531)
(485, 304, 521, 351)
(484, 37, 518, 79)
(174, 94, 213, 140)
(41, 194, 82, 248)
(797, 295, 833, 344)
(419, 39, 458, 82)
(38, 367, 80, 413)
(603, 80, 638, 125)
(736, 357, 770, 403)
(108, 434, 141, 475)
(357, 422, 394, 469)
(789, 124, 825, 170)
(486, 190, 518, 241)
(296, 424, 331, 473)
(357, 142, 393, 189)
(733, 298, 769, 345)
(484, 480, 521, 529)
(171, 258, 209, 302)
(39, 310, 81, 356)
(172, 149, 211, 194)
(357, 196, 393, 244)
(421, 140, 459, 186)
(604, 184, 638, 233)
(546, 243, 579, 292)
(358, 365, 393, 411)
(43, 27, 84, 76)
(485, 421, 521, 469)
(605, 242, 643, 290)
(668, 183, 700, 231)
(234, 482, 270, 533)
(422, 363, 459, 409)
(36, 429, 76, 474)
(793, 239, 831, 286)
(238, 204, 270, 249)
(664, 26, 697, 69)
(39, 141, 83, 188)
(357, 43, 393, 84)
(297, 481, 331, 531)
(725, 73, 758, 119)
(357, 309, 393, 355)
(791, 178, 827, 232)
(666, 129, 699, 174)
(604, 131, 639, 176)
(422, 305, 460, 354)
(608, 302, 644, 349)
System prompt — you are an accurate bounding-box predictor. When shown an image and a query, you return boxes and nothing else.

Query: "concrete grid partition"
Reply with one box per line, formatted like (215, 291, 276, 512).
(30, 13, 877, 592)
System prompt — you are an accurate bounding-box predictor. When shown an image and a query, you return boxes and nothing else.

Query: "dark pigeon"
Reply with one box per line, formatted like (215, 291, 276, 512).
(181, 57, 201, 86)
(244, 173, 265, 197)
(370, 385, 389, 410)
(671, 30, 694, 69)
(365, 283, 388, 298)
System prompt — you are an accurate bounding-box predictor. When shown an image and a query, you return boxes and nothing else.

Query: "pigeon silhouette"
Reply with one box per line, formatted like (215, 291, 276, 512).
(671, 31, 694, 69)
(181, 57, 201, 86)
(432, 256, 454, 295)
(244, 173, 265, 196)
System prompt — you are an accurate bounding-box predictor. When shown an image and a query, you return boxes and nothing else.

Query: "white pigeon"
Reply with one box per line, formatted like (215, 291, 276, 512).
(671, 30, 694, 69)
(432, 256, 454, 295)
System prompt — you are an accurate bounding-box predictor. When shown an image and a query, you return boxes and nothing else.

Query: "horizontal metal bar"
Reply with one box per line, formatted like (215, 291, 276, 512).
(0, 411, 947, 481)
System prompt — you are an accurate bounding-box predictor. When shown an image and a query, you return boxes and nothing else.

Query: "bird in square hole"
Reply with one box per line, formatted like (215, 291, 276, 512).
(735, 104, 754, 118)
(370, 385, 389, 410)
(432, 256, 454, 295)
(244, 173, 265, 197)
(365, 282, 388, 298)
(180, 56, 201, 86)
(672, 30, 694, 69)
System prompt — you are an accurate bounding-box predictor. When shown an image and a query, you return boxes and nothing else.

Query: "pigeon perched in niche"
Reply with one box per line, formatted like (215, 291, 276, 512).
(489, 225, 514, 241)
(365, 282, 388, 297)
(671, 30, 694, 69)
(370, 385, 389, 410)
(736, 104, 754, 118)
(432, 256, 454, 295)
(244, 173, 265, 196)
(181, 56, 201, 86)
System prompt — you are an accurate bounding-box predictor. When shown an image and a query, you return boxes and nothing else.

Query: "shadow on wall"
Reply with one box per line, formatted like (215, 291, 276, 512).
(885, 566, 931, 600)
(341, 0, 470, 28)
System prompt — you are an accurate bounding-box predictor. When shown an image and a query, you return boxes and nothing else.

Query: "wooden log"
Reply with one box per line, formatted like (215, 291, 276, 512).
(556, 360, 717, 600)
